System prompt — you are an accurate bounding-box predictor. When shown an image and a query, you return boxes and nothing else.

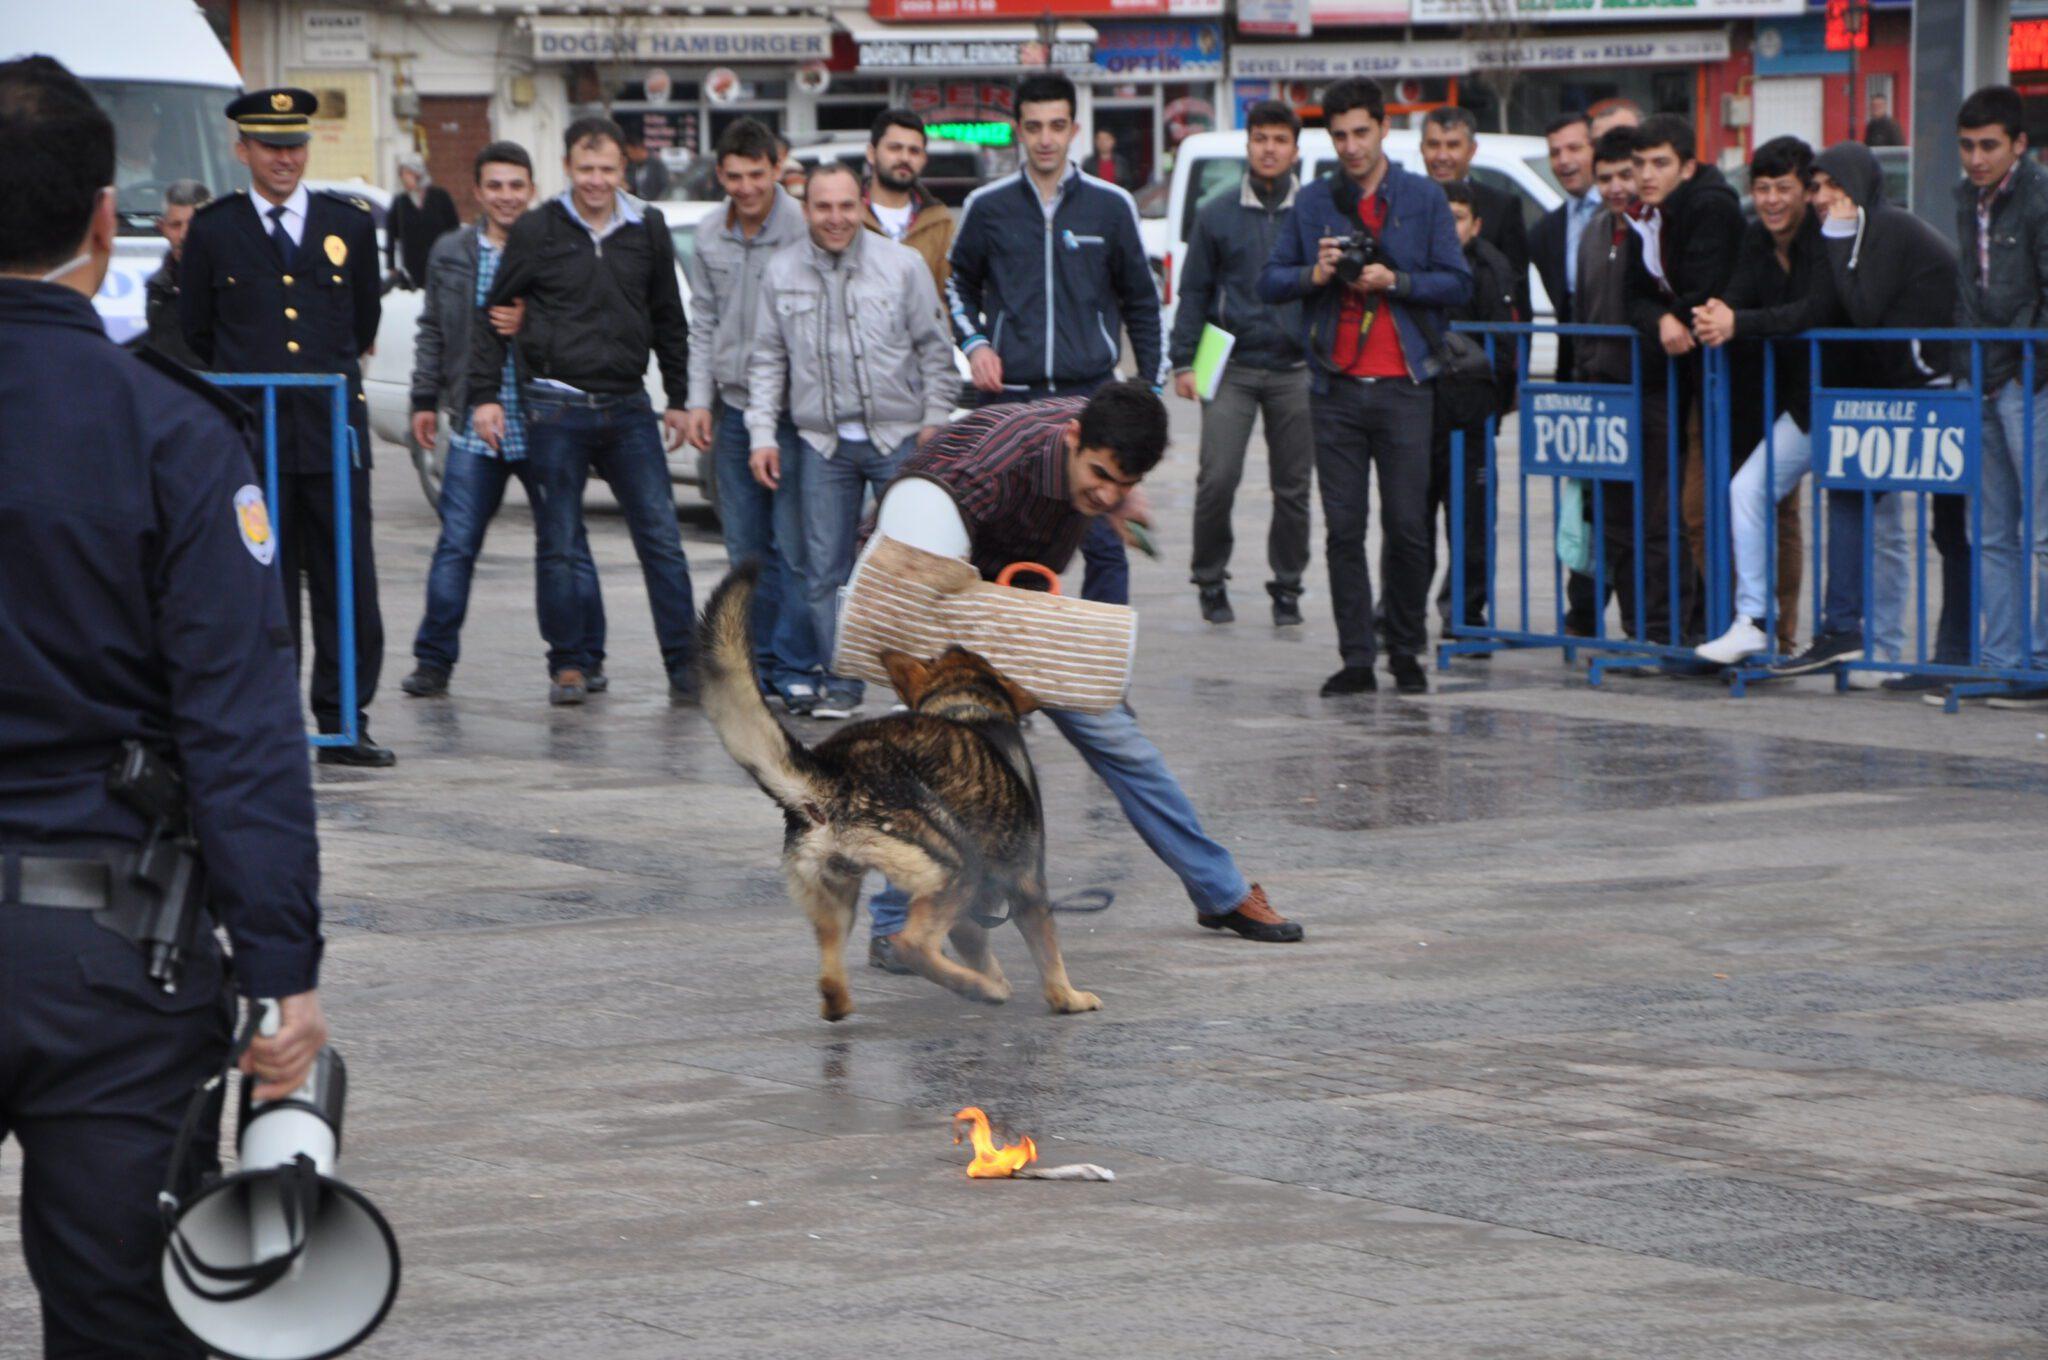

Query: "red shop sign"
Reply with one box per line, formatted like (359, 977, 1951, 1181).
(870, 0, 1191, 19)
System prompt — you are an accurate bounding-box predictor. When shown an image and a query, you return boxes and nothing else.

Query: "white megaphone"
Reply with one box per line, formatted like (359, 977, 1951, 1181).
(160, 998, 400, 1360)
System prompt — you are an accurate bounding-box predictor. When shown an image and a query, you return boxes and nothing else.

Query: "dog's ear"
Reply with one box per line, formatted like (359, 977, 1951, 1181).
(996, 674, 1040, 716)
(879, 649, 932, 704)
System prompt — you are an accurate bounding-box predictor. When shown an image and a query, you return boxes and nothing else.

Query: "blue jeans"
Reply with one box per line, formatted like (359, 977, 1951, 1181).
(524, 387, 696, 680)
(1820, 489, 1911, 652)
(714, 404, 816, 685)
(413, 442, 605, 676)
(798, 434, 915, 696)
(868, 704, 1250, 937)
(1979, 379, 2048, 670)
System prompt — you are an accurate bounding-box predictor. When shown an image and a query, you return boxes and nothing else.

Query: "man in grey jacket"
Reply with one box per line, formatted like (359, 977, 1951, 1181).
(681, 119, 817, 712)
(1169, 99, 1310, 628)
(400, 141, 603, 698)
(748, 162, 956, 716)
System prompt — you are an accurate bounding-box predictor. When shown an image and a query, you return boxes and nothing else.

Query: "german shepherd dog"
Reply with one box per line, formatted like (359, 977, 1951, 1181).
(698, 565, 1100, 1022)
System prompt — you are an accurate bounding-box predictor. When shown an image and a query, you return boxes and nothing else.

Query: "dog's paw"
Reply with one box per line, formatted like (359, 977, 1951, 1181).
(1050, 989, 1102, 1014)
(974, 980, 1013, 1006)
(820, 981, 854, 1022)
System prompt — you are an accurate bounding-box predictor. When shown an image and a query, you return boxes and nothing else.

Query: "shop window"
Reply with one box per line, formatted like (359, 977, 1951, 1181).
(818, 101, 890, 133)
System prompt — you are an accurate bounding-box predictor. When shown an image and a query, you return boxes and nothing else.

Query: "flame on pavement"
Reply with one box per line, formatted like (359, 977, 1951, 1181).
(953, 1106, 1037, 1178)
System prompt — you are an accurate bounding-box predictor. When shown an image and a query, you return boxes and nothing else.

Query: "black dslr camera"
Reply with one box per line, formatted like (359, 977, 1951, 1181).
(1332, 228, 1383, 286)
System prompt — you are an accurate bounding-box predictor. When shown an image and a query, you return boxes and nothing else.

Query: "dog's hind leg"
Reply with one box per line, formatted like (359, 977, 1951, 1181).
(1012, 873, 1101, 1014)
(791, 868, 862, 1022)
(947, 917, 1009, 999)
(898, 892, 1011, 1005)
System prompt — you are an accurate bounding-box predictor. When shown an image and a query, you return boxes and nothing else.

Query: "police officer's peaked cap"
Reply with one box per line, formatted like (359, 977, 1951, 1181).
(226, 88, 318, 146)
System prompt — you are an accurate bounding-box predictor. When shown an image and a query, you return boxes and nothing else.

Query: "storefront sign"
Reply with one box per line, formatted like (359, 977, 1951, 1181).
(1232, 28, 1726, 77)
(907, 81, 1017, 117)
(529, 17, 830, 63)
(1521, 386, 1639, 482)
(302, 10, 369, 65)
(870, 0, 1220, 16)
(2014, 18, 2048, 71)
(926, 120, 1016, 144)
(1755, 14, 1851, 73)
(856, 34, 1094, 71)
(1411, 0, 1801, 23)
(1813, 391, 1980, 493)
(1092, 23, 1224, 76)
(1239, 0, 1313, 34)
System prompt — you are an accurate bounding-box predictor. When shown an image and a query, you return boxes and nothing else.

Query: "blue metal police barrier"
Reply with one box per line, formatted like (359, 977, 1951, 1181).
(1442, 321, 1713, 683)
(202, 372, 358, 748)
(1713, 329, 2047, 711)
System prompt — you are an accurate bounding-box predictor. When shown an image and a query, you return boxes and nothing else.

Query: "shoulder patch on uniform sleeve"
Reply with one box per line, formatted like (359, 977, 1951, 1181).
(234, 485, 276, 566)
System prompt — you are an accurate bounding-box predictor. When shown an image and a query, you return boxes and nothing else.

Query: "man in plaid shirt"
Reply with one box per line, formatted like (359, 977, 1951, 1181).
(400, 141, 603, 698)
(861, 383, 1306, 970)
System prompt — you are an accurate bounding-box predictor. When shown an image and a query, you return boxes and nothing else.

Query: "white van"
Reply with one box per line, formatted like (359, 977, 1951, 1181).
(1162, 128, 1563, 333)
(6, 0, 248, 343)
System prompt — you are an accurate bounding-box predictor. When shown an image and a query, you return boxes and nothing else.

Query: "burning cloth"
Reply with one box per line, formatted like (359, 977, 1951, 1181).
(832, 536, 1136, 715)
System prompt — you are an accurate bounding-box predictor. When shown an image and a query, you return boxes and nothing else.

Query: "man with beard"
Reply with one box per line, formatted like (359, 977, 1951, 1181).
(862, 107, 955, 296)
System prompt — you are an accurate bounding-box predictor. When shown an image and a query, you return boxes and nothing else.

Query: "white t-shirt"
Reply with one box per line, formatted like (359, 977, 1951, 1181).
(871, 199, 914, 242)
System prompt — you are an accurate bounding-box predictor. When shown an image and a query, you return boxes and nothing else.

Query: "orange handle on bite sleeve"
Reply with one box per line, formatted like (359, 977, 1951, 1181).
(995, 562, 1062, 595)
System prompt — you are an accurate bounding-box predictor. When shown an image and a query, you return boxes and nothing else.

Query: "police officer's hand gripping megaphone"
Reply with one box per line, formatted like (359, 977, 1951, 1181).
(160, 998, 400, 1360)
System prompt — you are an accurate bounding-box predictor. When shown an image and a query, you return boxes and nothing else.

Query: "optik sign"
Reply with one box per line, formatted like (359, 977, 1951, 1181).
(1520, 384, 1638, 482)
(1812, 390, 1981, 492)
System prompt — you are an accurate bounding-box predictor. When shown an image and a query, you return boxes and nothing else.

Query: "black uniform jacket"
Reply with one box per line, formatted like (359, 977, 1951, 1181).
(0, 280, 323, 998)
(178, 188, 381, 475)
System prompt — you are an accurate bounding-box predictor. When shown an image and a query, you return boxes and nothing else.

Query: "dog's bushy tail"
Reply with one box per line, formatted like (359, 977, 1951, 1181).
(698, 565, 821, 815)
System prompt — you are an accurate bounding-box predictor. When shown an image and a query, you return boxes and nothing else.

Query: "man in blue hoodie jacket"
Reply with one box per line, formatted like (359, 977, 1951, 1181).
(1260, 76, 1470, 696)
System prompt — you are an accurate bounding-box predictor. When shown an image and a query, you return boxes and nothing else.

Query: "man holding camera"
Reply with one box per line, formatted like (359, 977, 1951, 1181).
(1260, 76, 1470, 696)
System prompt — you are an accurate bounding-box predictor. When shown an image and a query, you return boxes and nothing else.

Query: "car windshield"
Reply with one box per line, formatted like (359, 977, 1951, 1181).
(1180, 155, 1246, 243)
(670, 222, 701, 269)
(86, 80, 249, 235)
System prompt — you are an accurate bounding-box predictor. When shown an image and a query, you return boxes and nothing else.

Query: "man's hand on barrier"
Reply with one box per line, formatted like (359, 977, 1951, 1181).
(1173, 371, 1198, 401)
(240, 990, 330, 1101)
(410, 410, 437, 451)
(1312, 236, 1345, 288)
(488, 298, 526, 337)
(472, 402, 506, 451)
(1355, 263, 1397, 295)
(661, 408, 689, 452)
(1691, 299, 1735, 348)
(750, 444, 781, 490)
(683, 408, 714, 452)
(1658, 314, 1696, 357)
(969, 347, 1005, 393)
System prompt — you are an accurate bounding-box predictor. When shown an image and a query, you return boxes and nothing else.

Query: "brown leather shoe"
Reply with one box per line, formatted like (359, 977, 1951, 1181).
(549, 669, 587, 706)
(1197, 884, 1303, 943)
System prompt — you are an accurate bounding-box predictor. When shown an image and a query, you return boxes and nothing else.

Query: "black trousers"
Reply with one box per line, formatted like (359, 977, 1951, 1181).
(278, 468, 384, 734)
(1313, 377, 1434, 664)
(1, 903, 230, 1359)
(1601, 386, 1684, 644)
(1418, 413, 1490, 629)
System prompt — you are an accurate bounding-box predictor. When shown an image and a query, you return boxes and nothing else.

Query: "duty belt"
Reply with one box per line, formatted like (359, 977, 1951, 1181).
(1, 851, 118, 910)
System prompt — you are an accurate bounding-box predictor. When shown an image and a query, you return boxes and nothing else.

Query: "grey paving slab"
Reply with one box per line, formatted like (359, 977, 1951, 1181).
(5, 409, 2048, 1359)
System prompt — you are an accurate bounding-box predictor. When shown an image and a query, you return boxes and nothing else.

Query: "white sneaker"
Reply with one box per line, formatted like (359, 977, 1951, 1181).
(1695, 616, 1769, 666)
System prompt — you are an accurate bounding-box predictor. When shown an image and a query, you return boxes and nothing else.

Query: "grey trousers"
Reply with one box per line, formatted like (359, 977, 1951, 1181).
(1312, 376, 1434, 665)
(1189, 363, 1315, 596)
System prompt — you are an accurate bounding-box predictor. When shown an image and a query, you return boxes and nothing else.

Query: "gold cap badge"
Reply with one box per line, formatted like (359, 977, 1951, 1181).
(270, 91, 292, 112)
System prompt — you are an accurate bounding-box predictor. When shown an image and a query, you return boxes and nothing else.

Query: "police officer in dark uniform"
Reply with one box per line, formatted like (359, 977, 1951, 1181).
(0, 57, 330, 1357)
(180, 86, 392, 765)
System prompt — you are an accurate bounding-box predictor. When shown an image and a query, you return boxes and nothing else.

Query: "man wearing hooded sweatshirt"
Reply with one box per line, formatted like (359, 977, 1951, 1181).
(1622, 114, 1743, 643)
(1954, 85, 2048, 707)
(1768, 139, 1963, 681)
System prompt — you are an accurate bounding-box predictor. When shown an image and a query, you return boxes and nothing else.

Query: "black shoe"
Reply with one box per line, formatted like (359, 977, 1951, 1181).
(1198, 584, 1234, 624)
(1389, 655, 1429, 694)
(400, 666, 448, 698)
(1320, 666, 1377, 696)
(585, 670, 609, 695)
(1269, 589, 1303, 627)
(669, 671, 702, 705)
(1881, 672, 1947, 693)
(317, 736, 395, 768)
(868, 934, 914, 974)
(1769, 631, 1864, 677)
(549, 669, 588, 706)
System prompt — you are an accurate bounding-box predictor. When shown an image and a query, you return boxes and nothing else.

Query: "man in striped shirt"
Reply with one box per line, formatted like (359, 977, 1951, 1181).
(861, 382, 1306, 965)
